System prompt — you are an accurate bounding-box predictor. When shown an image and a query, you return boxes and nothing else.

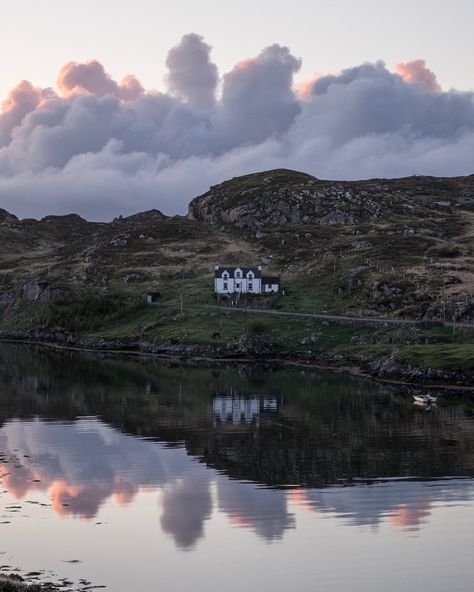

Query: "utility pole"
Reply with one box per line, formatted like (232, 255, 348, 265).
(442, 283, 446, 326)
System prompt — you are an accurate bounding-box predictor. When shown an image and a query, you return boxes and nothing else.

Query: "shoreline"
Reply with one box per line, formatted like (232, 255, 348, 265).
(0, 574, 54, 592)
(1, 335, 473, 393)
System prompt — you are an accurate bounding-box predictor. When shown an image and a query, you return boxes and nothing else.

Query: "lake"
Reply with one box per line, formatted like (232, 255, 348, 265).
(0, 344, 474, 591)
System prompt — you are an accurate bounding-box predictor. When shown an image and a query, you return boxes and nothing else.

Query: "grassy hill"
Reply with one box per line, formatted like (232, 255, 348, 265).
(2, 168, 474, 378)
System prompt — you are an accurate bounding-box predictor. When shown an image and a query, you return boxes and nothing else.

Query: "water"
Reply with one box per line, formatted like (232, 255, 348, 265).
(0, 344, 474, 591)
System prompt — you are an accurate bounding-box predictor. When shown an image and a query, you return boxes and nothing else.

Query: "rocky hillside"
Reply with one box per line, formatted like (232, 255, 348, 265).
(0, 204, 253, 332)
(189, 169, 474, 322)
(189, 169, 474, 229)
(2, 168, 474, 340)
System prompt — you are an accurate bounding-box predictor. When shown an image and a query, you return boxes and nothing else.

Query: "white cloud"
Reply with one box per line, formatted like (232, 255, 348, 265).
(0, 36, 473, 220)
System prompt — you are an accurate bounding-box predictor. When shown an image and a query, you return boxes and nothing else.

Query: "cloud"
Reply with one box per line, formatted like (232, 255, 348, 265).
(395, 59, 442, 92)
(57, 60, 144, 100)
(218, 44, 302, 147)
(0, 36, 473, 220)
(165, 33, 218, 111)
(0, 80, 51, 147)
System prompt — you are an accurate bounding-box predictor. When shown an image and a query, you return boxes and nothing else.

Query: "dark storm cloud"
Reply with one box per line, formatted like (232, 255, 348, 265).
(0, 35, 473, 220)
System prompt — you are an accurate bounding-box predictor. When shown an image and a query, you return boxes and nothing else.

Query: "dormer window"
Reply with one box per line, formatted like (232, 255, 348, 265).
(235, 271, 242, 279)
(247, 271, 254, 279)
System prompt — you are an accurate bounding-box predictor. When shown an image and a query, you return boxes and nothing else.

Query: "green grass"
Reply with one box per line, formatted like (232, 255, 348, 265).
(89, 301, 376, 354)
(395, 344, 474, 371)
(4, 253, 474, 376)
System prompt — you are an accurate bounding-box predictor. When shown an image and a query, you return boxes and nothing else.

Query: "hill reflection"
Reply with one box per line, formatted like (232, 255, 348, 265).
(0, 344, 474, 549)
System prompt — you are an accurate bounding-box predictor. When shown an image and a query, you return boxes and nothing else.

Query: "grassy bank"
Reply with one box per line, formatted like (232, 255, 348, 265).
(3, 278, 474, 377)
(0, 575, 51, 592)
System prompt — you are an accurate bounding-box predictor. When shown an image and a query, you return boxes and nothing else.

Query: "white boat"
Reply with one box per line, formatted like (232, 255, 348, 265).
(413, 399, 437, 409)
(413, 394, 437, 404)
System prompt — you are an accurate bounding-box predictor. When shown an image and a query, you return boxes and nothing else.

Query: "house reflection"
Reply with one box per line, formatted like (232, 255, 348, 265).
(212, 390, 278, 427)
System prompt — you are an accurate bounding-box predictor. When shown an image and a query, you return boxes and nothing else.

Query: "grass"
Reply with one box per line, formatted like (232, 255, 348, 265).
(351, 341, 474, 372)
(88, 300, 378, 355)
(5, 268, 474, 377)
(0, 576, 50, 592)
(3, 175, 474, 376)
(395, 344, 474, 371)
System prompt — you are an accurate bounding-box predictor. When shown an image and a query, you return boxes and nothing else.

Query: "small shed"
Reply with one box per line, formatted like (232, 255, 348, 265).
(146, 291, 161, 304)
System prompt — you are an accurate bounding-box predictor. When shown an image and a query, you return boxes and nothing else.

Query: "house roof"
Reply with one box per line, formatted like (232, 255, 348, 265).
(215, 266, 262, 278)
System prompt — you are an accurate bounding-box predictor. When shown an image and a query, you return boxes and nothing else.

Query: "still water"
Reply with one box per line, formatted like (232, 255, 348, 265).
(1, 344, 474, 591)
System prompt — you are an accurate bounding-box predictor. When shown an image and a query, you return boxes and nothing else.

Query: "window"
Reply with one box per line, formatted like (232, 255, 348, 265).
(223, 281, 228, 290)
(248, 281, 253, 290)
(236, 282, 241, 289)
(235, 271, 241, 278)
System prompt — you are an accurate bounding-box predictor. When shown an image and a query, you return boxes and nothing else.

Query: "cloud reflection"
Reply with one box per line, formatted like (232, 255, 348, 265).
(160, 471, 213, 549)
(0, 418, 294, 549)
(1, 418, 474, 550)
(290, 480, 474, 533)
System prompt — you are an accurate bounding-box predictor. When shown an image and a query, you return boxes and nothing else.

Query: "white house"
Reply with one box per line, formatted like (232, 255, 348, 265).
(214, 265, 280, 295)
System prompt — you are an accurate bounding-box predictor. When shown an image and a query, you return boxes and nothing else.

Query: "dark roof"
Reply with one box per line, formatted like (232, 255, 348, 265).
(215, 266, 261, 278)
(262, 276, 280, 284)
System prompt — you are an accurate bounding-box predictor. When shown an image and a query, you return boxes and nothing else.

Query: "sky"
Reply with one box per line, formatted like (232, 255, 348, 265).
(1, 0, 474, 99)
(0, 0, 473, 220)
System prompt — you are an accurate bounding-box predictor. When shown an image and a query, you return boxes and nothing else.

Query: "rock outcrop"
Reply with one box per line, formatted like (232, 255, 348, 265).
(189, 168, 474, 230)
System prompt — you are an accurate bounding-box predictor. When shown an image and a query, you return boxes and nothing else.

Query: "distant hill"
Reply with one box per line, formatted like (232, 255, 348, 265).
(189, 168, 474, 229)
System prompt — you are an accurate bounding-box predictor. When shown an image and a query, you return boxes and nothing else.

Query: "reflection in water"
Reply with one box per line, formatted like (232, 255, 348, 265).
(160, 470, 213, 549)
(0, 418, 295, 549)
(213, 391, 278, 426)
(2, 416, 474, 548)
(218, 477, 295, 540)
(1, 345, 474, 590)
(292, 479, 474, 531)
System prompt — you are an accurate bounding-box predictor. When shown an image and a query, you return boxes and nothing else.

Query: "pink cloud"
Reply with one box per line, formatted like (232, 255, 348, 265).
(1, 80, 43, 114)
(57, 60, 144, 101)
(119, 74, 145, 101)
(0, 80, 52, 145)
(395, 59, 441, 92)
